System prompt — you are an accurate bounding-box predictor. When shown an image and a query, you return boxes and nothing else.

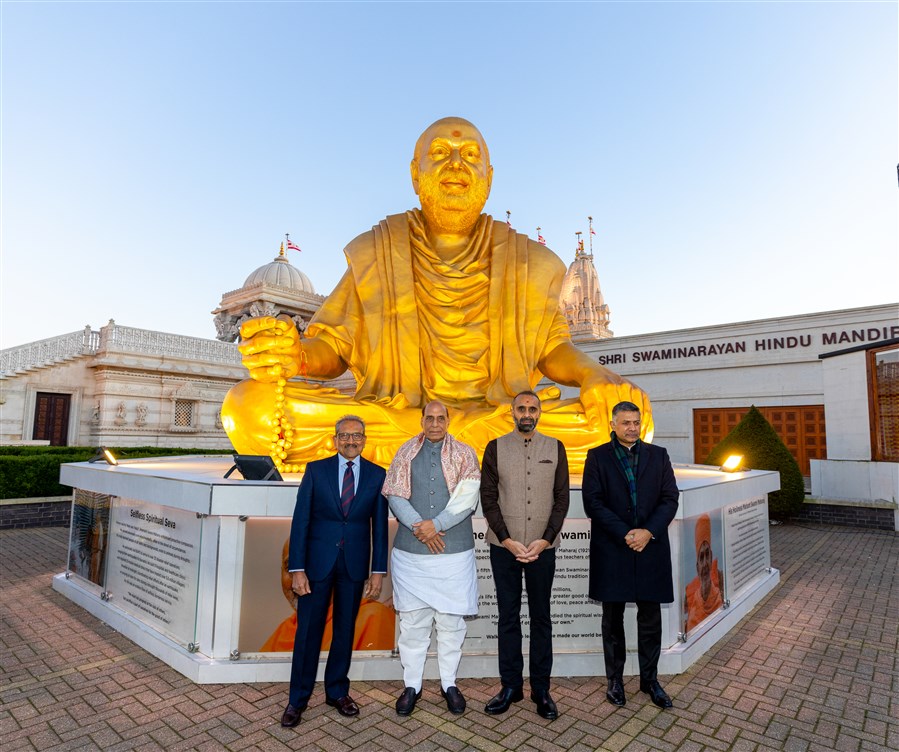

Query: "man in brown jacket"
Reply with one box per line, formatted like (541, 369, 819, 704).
(480, 391, 570, 720)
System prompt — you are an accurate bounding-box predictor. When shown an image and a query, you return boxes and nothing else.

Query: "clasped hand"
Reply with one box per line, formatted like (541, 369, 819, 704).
(625, 528, 652, 552)
(412, 519, 445, 554)
(238, 315, 302, 381)
(504, 538, 549, 563)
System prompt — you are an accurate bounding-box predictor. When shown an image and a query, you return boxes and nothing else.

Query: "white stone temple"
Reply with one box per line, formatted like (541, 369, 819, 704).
(0, 244, 345, 450)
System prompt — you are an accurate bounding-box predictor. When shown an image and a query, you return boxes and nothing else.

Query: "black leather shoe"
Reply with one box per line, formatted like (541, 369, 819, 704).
(325, 695, 360, 717)
(396, 687, 421, 716)
(441, 686, 466, 714)
(640, 679, 673, 709)
(606, 678, 626, 706)
(484, 685, 524, 714)
(280, 703, 304, 727)
(530, 689, 558, 720)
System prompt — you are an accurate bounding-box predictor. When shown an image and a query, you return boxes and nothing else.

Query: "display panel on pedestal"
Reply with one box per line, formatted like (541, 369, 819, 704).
(104, 498, 204, 647)
(464, 518, 599, 652)
(238, 517, 397, 654)
(723, 496, 771, 600)
(67, 490, 112, 587)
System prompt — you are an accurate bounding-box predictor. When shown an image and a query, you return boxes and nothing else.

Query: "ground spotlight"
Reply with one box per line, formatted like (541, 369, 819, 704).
(89, 446, 118, 466)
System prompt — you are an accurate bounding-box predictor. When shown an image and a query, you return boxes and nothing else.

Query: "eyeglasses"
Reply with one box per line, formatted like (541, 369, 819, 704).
(336, 432, 365, 441)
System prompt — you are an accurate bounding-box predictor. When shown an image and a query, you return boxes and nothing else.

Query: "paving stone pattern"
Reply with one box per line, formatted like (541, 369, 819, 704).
(1, 524, 896, 751)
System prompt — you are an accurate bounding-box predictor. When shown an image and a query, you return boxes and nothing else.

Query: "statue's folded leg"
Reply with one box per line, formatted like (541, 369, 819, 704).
(222, 379, 424, 471)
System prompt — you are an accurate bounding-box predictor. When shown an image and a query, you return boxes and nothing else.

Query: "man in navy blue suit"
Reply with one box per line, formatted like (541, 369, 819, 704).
(582, 401, 679, 710)
(280, 415, 388, 727)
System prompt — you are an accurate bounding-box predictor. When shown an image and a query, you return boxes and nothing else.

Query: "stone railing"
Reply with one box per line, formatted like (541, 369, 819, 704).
(0, 327, 100, 376)
(99, 321, 241, 364)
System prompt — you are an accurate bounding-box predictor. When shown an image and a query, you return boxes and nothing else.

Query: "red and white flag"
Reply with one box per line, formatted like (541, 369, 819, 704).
(286, 241, 302, 253)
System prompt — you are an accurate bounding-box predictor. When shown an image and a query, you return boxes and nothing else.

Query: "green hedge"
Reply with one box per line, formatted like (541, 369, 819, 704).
(0, 446, 233, 499)
(704, 406, 806, 520)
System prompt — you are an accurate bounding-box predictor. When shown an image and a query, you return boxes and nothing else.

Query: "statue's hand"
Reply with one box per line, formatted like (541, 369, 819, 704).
(579, 373, 653, 437)
(238, 315, 302, 382)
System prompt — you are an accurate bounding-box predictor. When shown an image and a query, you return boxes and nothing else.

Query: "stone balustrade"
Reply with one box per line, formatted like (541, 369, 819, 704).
(0, 327, 99, 377)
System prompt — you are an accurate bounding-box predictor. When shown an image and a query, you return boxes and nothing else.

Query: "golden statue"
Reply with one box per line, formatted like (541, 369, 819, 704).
(222, 117, 653, 473)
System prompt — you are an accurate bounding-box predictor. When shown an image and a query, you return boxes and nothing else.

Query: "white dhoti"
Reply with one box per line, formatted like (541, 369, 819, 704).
(391, 548, 478, 691)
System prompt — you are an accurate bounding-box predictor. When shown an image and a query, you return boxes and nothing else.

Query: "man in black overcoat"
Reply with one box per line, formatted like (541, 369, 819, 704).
(582, 401, 679, 709)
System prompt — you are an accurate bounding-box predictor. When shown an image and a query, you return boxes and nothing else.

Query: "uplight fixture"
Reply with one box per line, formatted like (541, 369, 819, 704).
(720, 454, 744, 472)
(89, 446, 118, 466)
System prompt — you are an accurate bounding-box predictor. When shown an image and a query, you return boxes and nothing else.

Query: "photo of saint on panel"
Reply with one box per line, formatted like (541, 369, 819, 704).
(682, 512, 724, 635)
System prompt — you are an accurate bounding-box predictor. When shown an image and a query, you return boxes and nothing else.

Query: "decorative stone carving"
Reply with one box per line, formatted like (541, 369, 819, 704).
(214, 312, 240, 343)
(248, 301, 279, 319)
(114, 401, 127, 426)
(135, 403, 148, 427)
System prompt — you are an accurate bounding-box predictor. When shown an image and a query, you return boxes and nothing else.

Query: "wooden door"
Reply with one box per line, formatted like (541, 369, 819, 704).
(693, 405, 826, 476)
(32, 392, 71, 446)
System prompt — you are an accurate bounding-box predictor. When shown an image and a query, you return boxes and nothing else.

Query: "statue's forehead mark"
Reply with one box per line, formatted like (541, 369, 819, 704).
(451, 129, 462, 137)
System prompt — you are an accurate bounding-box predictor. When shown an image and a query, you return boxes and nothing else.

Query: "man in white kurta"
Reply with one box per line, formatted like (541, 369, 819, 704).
(383, 401, 480, 716)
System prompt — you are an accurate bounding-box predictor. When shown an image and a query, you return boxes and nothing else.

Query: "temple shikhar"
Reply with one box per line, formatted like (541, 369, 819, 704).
(221, 118, 651, 474)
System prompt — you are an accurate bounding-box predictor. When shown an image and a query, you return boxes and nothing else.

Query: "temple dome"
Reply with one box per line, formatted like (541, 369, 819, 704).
(242, 253, 316, 294)
(212, 242, 324, 342)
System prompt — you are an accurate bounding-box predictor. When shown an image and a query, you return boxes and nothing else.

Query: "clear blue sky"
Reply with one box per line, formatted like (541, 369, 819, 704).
(2, 1, 896, 349)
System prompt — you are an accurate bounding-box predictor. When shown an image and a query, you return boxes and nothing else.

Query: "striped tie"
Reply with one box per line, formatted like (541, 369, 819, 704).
(340, 461, 355, 517)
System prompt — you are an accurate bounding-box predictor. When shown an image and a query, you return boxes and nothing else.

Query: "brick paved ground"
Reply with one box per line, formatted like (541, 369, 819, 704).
(1, 524, 896, 751)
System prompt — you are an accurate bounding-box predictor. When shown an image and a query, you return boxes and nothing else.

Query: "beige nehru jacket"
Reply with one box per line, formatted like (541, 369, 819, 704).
(481, 430, 569, 548)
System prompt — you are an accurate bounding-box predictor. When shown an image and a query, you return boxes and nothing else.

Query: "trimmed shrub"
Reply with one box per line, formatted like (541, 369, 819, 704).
(0, 446, 232, 499)
(704, 406, 805, 520)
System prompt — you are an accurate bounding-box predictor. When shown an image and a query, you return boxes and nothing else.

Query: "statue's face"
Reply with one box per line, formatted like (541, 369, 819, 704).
(411, 118, 493, 234)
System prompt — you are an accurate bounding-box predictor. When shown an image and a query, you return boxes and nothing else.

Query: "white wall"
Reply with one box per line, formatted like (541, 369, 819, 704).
(820, 352, 871, 460)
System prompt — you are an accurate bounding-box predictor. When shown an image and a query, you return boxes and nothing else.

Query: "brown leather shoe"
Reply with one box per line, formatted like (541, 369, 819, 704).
(326, 695, 360, 717)
(280, 703, 304, 727)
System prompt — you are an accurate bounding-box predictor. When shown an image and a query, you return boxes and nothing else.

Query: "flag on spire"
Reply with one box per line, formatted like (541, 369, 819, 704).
(536, 226, 546, 245)
(506, 210, 512, 227)
(285, 232, 301, 253)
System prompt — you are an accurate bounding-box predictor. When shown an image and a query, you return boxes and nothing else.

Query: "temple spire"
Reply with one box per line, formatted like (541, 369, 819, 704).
(560, 217, 612, 341)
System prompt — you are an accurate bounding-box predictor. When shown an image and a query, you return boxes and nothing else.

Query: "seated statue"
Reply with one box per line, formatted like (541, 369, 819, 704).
(222, 117, 653, 473)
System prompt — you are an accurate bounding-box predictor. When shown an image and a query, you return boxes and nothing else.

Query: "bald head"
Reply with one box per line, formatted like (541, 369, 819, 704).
(413, 117, 491, 164)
